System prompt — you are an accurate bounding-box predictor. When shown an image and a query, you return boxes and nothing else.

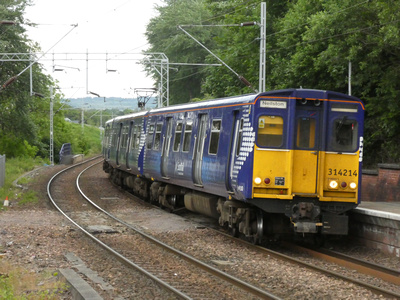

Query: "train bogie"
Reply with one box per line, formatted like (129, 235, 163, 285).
(102, 89, 364, 242)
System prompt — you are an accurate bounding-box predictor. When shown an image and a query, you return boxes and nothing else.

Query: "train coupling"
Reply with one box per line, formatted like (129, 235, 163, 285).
(292, 221, 323, 233)
(291, 202, 322, 234)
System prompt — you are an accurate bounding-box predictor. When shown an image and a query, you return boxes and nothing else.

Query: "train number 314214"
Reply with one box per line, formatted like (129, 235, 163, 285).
(328, 168, 358, 177)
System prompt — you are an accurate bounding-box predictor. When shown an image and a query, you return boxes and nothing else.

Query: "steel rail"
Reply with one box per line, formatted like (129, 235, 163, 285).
(46, 158, 191, 300)
(206, 229, 400, 299)
(293, 244, 400, 286)
(77, 161, 281, 300)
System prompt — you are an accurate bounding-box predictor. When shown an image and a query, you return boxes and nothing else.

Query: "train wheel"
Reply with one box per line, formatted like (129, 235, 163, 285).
(169, 195, 177, 209)
(230, 226, 238, 237)
(251, 210, 264, 245)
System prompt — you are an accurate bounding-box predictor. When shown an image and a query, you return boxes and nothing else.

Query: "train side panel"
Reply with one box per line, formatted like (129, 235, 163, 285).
(104, 112, 148, 176)
(142, 101, 254, 199)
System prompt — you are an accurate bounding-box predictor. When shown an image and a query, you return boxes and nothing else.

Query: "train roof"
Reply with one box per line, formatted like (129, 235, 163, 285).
(105, 110, 148, 126)
(147, 93, 257, 115)
(104, 89, 363, 125)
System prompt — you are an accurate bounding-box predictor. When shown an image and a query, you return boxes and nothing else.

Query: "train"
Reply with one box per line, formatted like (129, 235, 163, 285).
(102, 88, 364, 244)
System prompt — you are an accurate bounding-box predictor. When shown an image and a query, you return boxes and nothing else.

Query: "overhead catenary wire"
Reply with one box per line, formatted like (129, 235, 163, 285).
(1, 24, 78, 91)
(177, 25, 257, 93)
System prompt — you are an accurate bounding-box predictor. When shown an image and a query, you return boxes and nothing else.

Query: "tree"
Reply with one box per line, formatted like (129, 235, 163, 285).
(146, 0, 400, 166)
(0, 0, 57, 158)
(145, 0, 214, 104)
(269, 0, 400, 166)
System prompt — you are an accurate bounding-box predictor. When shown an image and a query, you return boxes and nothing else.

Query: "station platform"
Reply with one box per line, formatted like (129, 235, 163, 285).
(349, 201, 400, 258)
(355, 201, 400, 221)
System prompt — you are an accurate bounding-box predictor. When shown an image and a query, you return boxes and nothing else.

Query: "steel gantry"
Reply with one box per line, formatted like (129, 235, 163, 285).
(140, 52, 169, 107)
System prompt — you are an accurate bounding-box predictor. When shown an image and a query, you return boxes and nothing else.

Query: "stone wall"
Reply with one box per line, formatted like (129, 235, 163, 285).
(362, 164, 400, 202)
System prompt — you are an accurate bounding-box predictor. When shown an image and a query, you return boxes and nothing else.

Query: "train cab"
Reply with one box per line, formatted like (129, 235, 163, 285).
(249, 89, 364, 235)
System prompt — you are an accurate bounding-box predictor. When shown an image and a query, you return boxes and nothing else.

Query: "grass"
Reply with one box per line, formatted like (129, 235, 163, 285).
(0, 260, 68, 299)
(0, 124, 102, 297)
(0, 156, 48, 208)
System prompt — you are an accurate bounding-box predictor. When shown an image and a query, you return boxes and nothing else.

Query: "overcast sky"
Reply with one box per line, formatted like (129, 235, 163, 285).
(24, 0, 163, 99)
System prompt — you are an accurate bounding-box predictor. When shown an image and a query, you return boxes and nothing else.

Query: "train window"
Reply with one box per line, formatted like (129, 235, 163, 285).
(131, 125, 138, 149)
(296, 117, 316, 149)
(236, 119, 244, 156)
(331, 103, 358, 113)
(136, 126, 141, 149)
(257, 116, 283, 147)
(121, 125, 129, 148)
(146, 124, 155, 149)
(182, 121, 192, 152)
(209, 119, 221, 155)
(173, 122, 183, 152)
(154, 123, 163, 150)
(332, 117, 358, 152)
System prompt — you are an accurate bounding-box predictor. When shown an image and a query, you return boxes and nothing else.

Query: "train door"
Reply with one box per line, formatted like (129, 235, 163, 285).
(292, 106, 321, 195)
(226, 111, 243, 192)
(193, 114, 208, 186)
(126, 121, 134, 169)
(115, 123, 123, 166)
(118, 123, 129, 168)
(161, 117, 173, 178)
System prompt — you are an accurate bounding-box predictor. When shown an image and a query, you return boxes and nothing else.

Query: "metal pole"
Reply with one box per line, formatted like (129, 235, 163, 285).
(158, 82, 161, 108)
(86, 49, 89, 94)
(50, 86, 54, 166)
(348, 61, 352, 96)
(81, 108, 84, 130)
(30, 53, 33, 95)
(259, 2, 266, 93)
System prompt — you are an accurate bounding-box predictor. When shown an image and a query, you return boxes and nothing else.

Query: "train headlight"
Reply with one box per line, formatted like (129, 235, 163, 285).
(254, 177, 262, 185)
(328, 179, 339, 189)
(349, 182, 357, 189)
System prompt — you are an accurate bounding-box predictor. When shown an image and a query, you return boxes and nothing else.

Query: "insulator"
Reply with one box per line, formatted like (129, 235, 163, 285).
(240, 22, 257, 27)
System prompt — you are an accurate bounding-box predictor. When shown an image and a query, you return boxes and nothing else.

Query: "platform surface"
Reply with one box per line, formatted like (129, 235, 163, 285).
(355, 202, 400, 221)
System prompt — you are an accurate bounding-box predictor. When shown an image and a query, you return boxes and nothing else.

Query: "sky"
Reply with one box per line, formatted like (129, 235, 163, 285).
(24, 0, 163, 99)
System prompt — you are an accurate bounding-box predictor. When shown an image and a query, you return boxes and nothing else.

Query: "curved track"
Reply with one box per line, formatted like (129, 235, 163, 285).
(47, 158, 280, 299)
(180, 213, 400, 299)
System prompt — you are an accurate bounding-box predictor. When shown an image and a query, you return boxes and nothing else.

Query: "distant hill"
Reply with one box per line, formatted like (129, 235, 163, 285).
(64, 97, 158, 110)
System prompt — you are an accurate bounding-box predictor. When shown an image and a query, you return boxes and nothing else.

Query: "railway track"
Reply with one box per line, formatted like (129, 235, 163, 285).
(47, 158, 280, 299)
(287, 243, 400, 286)
(180, 213, 400, 299)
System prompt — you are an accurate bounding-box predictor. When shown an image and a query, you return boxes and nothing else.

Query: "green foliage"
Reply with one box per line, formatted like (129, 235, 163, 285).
(18, 190, 37, 205)
(145, 0, 214, 104)
(268, 0, 400, 166)
(146, 0, 400, 166)
(0, 156, 46, 204)
(0, 262, 68, 299)
(0, 135, 39, 158)
(0, 274, 14, 299)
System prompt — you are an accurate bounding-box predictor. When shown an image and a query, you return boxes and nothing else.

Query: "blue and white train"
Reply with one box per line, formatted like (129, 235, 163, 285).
(102, 88, 364, 243)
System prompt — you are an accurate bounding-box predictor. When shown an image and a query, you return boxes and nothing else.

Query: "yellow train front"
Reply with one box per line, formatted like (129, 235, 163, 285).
(239, 89, 364, 240)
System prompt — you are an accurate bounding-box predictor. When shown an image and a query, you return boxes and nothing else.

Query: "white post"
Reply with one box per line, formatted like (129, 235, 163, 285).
(81, 108, 84, 130)
(50, 86, 54, 166)
(86, 49, 89, 94)
(348, 61, 352, 96)
(30, 53, 33, 95)
(259, 2, 267, 93)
